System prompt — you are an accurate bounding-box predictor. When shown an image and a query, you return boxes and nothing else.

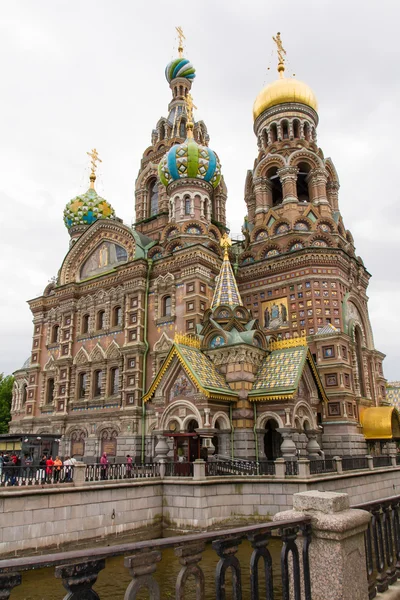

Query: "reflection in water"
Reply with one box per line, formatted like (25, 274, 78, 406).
(12, 540, 284, 599)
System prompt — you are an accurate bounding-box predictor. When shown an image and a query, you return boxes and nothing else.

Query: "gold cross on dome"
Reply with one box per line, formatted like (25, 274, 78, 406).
(176, 26, 185, 57)
(87, 148, 102, 176)
(272, 32, 286, 77)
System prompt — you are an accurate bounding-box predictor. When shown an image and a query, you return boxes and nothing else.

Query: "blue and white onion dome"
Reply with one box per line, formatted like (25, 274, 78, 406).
(165, 57, 196, 83)
(63, 186, 116, 229)
(158, 137, 221, 188)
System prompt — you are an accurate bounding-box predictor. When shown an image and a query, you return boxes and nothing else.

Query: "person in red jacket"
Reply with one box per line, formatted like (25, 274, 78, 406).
(45, 456, 54, 483)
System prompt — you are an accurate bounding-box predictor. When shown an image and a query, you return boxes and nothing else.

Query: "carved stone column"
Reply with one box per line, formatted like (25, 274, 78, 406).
(308, 168, 328, 205)
(306, 431, 322, 458)
(326, 180, 340, 211)
(278, 428, 297, 458)
(278, 166, 299, 204)
(253, 177, 272, 214)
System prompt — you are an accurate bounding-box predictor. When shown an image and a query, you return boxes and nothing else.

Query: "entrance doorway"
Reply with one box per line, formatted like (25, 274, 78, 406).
(263, 419, 282, 460)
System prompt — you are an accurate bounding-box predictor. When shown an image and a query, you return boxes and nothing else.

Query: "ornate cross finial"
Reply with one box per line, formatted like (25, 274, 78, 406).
(220, 233, 232, 257)
(272, 31, 286, 78)
(185, 93, 197, 137)
(87, 148, 102, 189)
(176, 26, 185, 58)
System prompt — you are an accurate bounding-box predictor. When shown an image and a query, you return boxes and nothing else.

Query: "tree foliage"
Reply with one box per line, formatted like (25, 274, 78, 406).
(0, 374, 13, 434)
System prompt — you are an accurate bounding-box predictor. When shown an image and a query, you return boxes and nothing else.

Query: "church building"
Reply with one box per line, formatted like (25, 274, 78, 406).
(10, 32, 392, 462)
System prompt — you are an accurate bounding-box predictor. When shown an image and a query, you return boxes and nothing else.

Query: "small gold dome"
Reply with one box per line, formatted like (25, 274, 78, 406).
(253, 77, 318, 121)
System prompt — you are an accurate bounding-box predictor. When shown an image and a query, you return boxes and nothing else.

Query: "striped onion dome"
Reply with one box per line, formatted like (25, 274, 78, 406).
(165, 57, 196, 83)
(158, 137, 221, 189)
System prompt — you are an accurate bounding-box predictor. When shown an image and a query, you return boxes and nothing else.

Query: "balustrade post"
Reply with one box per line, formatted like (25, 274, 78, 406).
(212, 537, 243, 600)
(124, 549, 162, 600)
(73, 462, 86, 486)
(333, 456, 343, 474)
(193, 459, 206, 481)
(175, 541, 206, 600)
(55, 559, 106, 600)
(0, 573, 22, 599)
(275, 457, 286, 478)
(366, 455, 374, 471)
(298, 458, 310, 478)
(274, 490, 371, 600)
(390, 453, 397, 467)
(158, 458, 166, 479)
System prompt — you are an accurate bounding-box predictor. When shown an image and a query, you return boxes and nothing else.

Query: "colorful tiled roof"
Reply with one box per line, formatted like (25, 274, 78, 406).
(387, 382, 400, 409)
(249, 346, 327, 402)
(211, 253, 242, 309)
(143, 343, 238, 402)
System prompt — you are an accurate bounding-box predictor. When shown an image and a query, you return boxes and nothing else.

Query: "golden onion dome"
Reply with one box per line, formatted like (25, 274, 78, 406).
(253, 77, 318, 121)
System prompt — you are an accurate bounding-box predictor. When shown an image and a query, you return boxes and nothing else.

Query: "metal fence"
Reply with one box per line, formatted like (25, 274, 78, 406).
(309, 458, 336, 475)
(0, 516, 312, 600)
(85, 463, 159, 481)
(0, 465, 73, 486)
(285, 460, 299, 476)
(342, 456, 369, 471)
(353, 494, 400, 599)
(372, 456, 391, 468)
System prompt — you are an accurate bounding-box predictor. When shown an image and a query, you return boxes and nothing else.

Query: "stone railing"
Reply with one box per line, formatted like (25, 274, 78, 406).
(0, 515, 312, 599)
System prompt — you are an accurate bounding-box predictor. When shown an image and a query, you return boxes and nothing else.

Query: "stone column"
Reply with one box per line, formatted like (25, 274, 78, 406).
(308, 168, 328, 205)
(73, 462, 86, 486)
(278, 428, 297, 459)
(254, 177, 272, 215)
(274, 491, 371, 600)
(306, 431, 322, 458)
(278, 166, 299, 205)
(193, 459, 206, 480)
(326, 180, 340, 211)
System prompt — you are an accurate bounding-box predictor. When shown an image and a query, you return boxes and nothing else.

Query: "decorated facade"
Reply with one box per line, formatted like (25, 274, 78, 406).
(10, 32, 392, 462)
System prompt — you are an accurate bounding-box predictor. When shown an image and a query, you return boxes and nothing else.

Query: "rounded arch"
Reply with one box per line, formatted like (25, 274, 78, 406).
(273, 219, 291, 236)
(239, 252, 256, 265)
(211, 411, 231, 430)
(285, 238, 305, 253)
(293, 218, 312, 232)
(256, 411, 284, 430)
(161, 224, 181, 242)
(251, 226, 269, 243)
(292, 401, 316, 429)
(345, 294, 374, 349)
(308, 234, 333, 248)
(65, 425, 89, 439)
(184, 221, 207, 235)
(324, 157, 340, 185)
(288, 149, 324, 170)
(254, 153, 286, 179)
(159, 400, 203, 431)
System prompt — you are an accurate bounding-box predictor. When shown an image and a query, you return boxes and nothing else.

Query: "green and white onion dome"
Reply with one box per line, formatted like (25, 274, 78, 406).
(165, 57, 196, 83)
(158, 137, 221, 189)
(63, 187, 116, 230)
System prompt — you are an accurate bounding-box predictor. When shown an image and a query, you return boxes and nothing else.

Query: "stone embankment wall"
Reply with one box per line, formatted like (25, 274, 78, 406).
(1, 467, 399, 556)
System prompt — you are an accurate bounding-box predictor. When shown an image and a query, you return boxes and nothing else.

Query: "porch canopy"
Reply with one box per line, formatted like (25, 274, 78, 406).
(361, 406, 400, 440)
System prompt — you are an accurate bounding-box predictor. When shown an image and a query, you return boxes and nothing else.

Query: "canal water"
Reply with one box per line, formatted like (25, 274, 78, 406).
(11, 538, 284, 599)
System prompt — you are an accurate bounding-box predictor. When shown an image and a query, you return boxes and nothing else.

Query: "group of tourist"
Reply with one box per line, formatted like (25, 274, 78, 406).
(0, 452, 77, 485)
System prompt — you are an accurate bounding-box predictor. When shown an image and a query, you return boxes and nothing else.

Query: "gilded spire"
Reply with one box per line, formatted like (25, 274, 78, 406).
(272, 32, 286, 79)
(176, 26, 185, 58)
(86, 148, 102, 189)
(211, 235, 242, 309)
(185, 93, 196, 138)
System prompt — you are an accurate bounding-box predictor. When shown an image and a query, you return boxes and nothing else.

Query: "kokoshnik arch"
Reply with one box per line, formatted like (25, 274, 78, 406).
(10, 31, 393, 462)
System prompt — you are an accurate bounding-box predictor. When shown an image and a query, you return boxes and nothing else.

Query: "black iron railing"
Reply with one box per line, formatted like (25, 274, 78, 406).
(164, 461, 193, 477)
(206, 459, 260, 477)
(372, 456, 391, 468)
(396, 454, 400, 465)
(0, 465, 73, 486)
(285, 460, 299, 476)
(353, 494, 400, 599)
(0, 516, 312, 600)
(342, 456, 369, 471)
(85, 463, 159, 481)
(309, 458, 336, 475)
(258, 460, 276, 475)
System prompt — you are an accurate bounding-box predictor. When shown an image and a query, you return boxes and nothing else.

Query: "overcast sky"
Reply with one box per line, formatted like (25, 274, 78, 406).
(1, 0, 399, 381)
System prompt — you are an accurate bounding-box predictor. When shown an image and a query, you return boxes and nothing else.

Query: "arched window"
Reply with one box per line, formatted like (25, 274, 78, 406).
(82, 314, 89, 334)
(78, 373, 87, 399)
(296, 162, 312, 202)
(185, 197, 191, 215)
(22, 384, 27, 405)
(51, 325, 59, 343)
(355, 326, 366, 397)
(282, 120, 289, 139)
(163, 296, 172, 317)
(179, 118, 186, 138)
(304, 122, 311, 141)
(293, 120, 300, 138)
(267, 167, 283, 206)
(112, 306, 122, 327)
(110, 367, 119, 395)
(262, 129, 268, 147)
(46, 378, 54, 404)
(97, 310, 105, 331)
(270, 124, 278, 143)
(93, 370, 102, 397)
(149, 180, 159, 217)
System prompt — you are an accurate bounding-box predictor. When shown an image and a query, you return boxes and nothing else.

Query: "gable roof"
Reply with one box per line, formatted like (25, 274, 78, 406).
(143, 343, 238, 403)
(249, 345, 327, 402)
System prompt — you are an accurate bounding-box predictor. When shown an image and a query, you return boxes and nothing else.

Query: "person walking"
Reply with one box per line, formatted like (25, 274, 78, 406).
(53, 456, 63, 483)
(126, 454, 133, 478)
(100, 452, 108, 480)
